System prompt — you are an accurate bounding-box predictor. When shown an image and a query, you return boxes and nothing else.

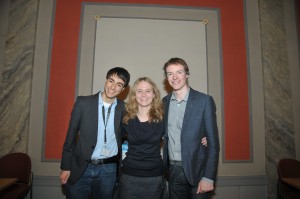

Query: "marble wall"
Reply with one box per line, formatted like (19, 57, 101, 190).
(0, 0, 39, 156)
(259, 0, 296, 198)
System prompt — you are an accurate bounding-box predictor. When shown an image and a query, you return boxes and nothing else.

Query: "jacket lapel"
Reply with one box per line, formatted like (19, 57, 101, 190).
(114, 100, 123, 132)
(163, 94, 172, 138)
(181, 88, 196, 132)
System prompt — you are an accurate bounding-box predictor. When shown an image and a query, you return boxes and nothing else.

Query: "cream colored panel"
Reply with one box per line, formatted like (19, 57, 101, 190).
(93, 17, 207, 96)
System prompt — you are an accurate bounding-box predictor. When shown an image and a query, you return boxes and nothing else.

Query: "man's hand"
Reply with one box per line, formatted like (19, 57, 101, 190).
(197, 179, 214, 194)
(60, 170, 70, 184)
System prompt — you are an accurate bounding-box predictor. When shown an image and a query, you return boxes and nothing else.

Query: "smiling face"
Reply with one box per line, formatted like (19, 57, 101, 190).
(165, 63, 189, 92)
(135, 80, 155, 108)
(102, 74, 125, 103)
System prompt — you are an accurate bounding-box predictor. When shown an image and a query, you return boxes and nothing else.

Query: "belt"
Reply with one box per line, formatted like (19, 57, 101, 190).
(90, 156, 118, 165)
(170, 160, 183, 166)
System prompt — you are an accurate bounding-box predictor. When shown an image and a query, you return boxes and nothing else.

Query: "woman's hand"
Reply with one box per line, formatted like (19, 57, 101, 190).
(201, 137, 207, 147)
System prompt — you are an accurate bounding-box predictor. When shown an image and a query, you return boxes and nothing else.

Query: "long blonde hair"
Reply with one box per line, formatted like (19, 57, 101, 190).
(123, 77, 163, 124)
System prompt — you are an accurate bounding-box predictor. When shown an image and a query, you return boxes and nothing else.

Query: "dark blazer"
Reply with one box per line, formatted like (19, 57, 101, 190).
(163, 88, 220, 186)
(60, 92, 125, 185)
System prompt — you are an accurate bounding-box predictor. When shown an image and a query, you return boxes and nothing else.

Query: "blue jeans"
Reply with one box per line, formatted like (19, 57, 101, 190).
(66, 163, 117, 199)
(169, 164, 211, 199)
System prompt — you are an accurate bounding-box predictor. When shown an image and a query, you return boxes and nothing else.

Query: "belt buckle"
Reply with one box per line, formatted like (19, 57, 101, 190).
(90, 159, 103, 165)
(90, 156, 117, 165)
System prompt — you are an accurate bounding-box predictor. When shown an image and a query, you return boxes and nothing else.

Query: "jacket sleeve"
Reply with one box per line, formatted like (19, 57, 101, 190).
(60, 97, 82, 170)
(203, 96, 220, 181)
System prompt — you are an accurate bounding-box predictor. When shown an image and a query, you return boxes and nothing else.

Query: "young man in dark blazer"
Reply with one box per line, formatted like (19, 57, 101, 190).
(60, 67, 130, 199)
(163, 58, 220, 199)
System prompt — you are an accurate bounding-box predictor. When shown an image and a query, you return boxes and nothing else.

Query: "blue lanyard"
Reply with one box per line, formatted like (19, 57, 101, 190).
(102, 105, 112, 144)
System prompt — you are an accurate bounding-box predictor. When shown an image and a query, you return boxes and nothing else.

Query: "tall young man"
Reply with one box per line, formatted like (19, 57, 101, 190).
(60, 67, 130, 199)
(162, 58, 220, 199)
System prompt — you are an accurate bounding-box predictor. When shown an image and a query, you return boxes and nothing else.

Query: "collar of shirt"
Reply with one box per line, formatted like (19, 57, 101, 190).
(171, 87, 190, 103)
(99, 91, 117, 107)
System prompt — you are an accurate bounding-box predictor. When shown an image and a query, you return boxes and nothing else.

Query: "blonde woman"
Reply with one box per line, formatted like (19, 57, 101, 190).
(119, 77, 167, 199)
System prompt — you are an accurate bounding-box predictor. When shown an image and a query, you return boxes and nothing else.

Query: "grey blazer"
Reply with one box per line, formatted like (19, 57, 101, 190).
(60, 92, 124, 185)
(163, 88, 220, 186)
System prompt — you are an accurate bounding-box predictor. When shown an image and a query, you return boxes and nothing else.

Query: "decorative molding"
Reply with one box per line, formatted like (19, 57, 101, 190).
(94, 15, 100, 20)
(202, 18, 208, 24)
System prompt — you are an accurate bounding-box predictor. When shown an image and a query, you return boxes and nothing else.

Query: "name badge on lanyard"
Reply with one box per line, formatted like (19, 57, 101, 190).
(100, 104, 112, 157)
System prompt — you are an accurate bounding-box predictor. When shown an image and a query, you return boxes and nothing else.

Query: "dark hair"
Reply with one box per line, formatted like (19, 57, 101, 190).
(106, 67, 130, 87)
(163, 57, 190, 77)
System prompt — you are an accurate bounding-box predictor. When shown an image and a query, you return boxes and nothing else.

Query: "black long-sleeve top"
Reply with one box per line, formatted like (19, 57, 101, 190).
(121, 117, 164, 177)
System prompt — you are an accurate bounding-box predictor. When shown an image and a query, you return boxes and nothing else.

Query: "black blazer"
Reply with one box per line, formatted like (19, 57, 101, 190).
(163, 88, 220, 186)
(60, 92, 124, 184)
